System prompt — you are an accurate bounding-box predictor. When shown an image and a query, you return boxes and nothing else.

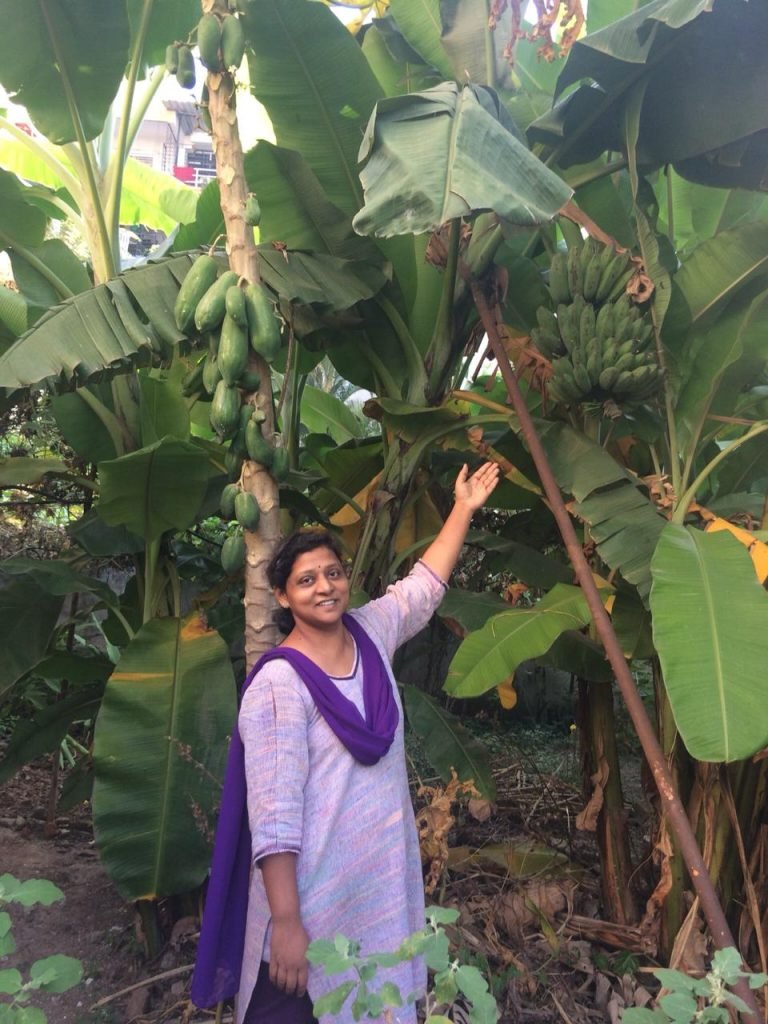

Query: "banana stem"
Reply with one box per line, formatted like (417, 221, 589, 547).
(0, 232, 75, 300)
(672, 422, 768, 524)
(37, 0, 116, 278)
(0, 116, 82, 198)
(105, 0, 157, 243)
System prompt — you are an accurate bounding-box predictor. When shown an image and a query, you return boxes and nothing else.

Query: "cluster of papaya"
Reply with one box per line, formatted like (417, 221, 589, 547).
(531, 239, 661, 407)
(165, 8, 245, 90)
(175, 253, 289, 571)
(219, 483, 263, 573)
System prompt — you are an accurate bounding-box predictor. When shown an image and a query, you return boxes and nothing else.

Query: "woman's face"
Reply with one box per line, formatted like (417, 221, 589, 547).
(275, 546, 350, 631)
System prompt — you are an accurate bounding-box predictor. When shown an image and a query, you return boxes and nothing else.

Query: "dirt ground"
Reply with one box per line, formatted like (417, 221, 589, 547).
(0, 763, 146, 1024)
(1, 743, 665, 1024)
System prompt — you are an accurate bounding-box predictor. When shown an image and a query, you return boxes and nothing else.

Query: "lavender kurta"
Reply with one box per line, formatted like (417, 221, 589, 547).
(237, 561, 446, 1024)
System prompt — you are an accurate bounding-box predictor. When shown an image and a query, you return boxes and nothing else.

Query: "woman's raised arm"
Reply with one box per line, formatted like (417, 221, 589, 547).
(420, 462, 500, 582)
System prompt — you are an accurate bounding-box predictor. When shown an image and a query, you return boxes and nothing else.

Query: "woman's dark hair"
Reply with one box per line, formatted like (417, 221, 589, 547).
(267, 529, 345, 634)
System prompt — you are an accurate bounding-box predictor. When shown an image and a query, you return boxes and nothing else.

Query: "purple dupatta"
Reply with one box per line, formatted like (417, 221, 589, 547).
(191, 613, 399, 1009)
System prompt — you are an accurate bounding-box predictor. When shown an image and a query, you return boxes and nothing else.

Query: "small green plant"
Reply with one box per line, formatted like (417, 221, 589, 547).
(0, 874, 83, 1023)
(622, 948, 767, 1024)
(306, 906, 498, 1024)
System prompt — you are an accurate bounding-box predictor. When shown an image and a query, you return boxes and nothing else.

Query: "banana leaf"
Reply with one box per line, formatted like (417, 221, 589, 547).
(245, 144, 383, 265)
(361, 23, 437, 99)
(387, 0, 453, 79)
(92, 614, 235, 900)
(300, 386, 365, 444)
(241, 0, 383, 218)
(0, 577, 64, 702)
(0, 249, 389, 394)
(97, 437, 217, 542)
(0, 456, 71, 486)
(445, 584, 591, 697)
(0, 0, 128, 144)
(650, 524, 768, 761)
(402, 684, 496, 800)
(528, 0, 768, 188)
(126, 0, 199, 68)
(0, 685, 104, 786)
(675, 287, 768, 451)
(353, 82, 572, 238)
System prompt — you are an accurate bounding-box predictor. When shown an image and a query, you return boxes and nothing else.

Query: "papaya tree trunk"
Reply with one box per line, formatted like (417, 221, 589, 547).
(205, 0, 280, 667)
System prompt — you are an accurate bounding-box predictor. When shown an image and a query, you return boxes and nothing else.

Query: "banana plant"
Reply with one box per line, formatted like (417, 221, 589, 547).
(518, 0, 768, 955)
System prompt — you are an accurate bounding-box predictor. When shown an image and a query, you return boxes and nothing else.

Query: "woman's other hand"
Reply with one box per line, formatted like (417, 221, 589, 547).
(269, 914, 310, 996)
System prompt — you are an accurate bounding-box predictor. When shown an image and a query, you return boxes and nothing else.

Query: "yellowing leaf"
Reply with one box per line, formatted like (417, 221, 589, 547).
(704, 516, 768, 583)
(330, 472, 381, 527)
(496, 676, 518, 709)
(394, 485, 443, 556)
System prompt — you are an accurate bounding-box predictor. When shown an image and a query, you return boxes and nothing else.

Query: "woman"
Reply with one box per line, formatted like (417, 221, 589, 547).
(192, 462, 499, 1024)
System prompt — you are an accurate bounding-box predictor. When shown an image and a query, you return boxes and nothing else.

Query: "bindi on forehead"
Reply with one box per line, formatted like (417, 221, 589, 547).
(290, 551, 343, 577)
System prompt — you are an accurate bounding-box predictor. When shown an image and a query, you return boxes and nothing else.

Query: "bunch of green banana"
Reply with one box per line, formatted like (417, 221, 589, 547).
(547, 296, 661, 405)
(547, 239, 636, 307)
(531, 239, 661, 407)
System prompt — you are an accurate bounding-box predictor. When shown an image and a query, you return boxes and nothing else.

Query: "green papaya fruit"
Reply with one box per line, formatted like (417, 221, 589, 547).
(195, 270, 239, 332)
(225, 448, 243, 481)
(245, 417, 274, 466)
(221, 14, 245, 69)
(200, 85, 212, 133)
(239, 369, 261, 392)
(176, 46, 196, 89)
(202, 351, 221, 395)
(210, 380, 241, 438)
(218, 313, 248, 385)
(197, 13, 223, 72)
(221, 531, 246, 574)
(245, 195, 261, 227)
(165, 44, 179, 74)
(220, 483, 239, 519)
(244, 282, 281, 362)
(225, 285, 248, 327)
(235, 490, 261, 530)
(174, 254, 219, 333)
(271, 447, 289, 482)
(181, 358, 206, 397)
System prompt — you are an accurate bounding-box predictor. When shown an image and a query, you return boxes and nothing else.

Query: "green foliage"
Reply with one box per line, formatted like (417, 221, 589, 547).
(352, 82, 572, 238)
(0, 874, 83, 1021)
(445, 585, 592, 698)
(623, 948, 767, 1024)
(92, 614, 236, 900)
(307, 907, 498, 1024)
(650, 524, 768, 761)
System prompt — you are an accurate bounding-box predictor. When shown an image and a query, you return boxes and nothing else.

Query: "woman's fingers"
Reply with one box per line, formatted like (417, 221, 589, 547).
(296, 962, 309, 998)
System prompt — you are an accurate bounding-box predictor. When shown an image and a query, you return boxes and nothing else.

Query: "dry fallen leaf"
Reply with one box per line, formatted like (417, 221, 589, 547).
(467, 797, 493, 822)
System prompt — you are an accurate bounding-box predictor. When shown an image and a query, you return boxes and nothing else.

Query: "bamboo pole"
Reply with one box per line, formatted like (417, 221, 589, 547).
(470, 278, 761, 1019)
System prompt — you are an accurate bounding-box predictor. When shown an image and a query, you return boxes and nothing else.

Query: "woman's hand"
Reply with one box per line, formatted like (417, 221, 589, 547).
(420, 461, 500, 582)
(269, 914, 310, 996)
(454, 461, 500, 513)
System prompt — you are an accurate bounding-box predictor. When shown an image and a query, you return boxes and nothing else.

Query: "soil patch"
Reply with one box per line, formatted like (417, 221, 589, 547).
(1, 763, 139, 1024)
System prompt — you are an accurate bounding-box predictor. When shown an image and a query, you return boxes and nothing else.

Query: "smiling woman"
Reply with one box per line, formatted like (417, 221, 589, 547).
(269, 530, 351, 647)
(192, 463, 500, 1024)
